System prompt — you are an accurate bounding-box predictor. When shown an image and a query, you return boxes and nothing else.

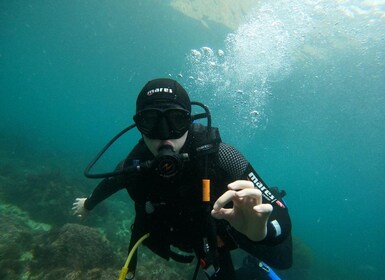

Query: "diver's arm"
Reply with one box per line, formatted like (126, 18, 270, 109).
(238, 163, 293, 269)
(216, 143, 292, 243)
(242, 163, 292, 245)
(72, 175, 124, 217)
(230, 169, 293, 269)
(215, 143, 292, 268)
(79, 141, 150, 212)
(83, 175, 124, 210)
(73, 160, 126, 215)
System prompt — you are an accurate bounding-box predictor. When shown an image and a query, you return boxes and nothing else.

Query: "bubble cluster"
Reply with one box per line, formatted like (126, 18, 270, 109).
(179, 0, 385, 139)
(180, 2, 312, 136)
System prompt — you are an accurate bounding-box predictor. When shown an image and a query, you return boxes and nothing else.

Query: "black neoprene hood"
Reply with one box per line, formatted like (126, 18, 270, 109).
(136, 78, 191, 113)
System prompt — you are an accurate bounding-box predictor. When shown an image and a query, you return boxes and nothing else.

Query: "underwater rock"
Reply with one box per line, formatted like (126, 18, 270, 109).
(32, 223, 117, 273)
(2, 165, 93, 226)
(0, 212, 34, 279)
(32, 267, 118, 280)
(170, 0, 257, 29)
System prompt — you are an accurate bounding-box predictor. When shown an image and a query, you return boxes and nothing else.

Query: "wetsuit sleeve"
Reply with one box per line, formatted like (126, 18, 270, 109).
(84, 161, 126, 210)
(218, 143, 292, 268)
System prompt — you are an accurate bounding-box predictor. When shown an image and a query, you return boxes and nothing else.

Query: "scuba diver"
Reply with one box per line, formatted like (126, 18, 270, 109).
(72, 78, 292, 279)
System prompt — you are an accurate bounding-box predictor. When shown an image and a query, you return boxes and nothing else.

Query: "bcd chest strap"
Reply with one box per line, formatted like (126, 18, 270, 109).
(184, 123, 221, 159)
(126, 123, 225, 278)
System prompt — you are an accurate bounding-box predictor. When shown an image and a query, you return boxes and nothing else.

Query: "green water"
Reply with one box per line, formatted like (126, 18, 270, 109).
(1, 1, 384, 279)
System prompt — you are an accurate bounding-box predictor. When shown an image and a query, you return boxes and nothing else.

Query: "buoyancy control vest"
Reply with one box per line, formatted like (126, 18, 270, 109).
(124, 123, 227, 276)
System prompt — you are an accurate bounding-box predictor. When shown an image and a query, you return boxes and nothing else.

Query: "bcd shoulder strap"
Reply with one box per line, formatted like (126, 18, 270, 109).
(188, 123, 222, 158)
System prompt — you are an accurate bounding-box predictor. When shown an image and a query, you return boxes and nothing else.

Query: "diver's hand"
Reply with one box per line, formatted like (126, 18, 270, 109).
(72, 198, 89, 218)
(211, 180, 273, 242)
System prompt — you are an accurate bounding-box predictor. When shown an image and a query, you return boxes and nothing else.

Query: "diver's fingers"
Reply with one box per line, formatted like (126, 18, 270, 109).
(212, 190, 237, 211)
(72, 198, 86, 207)
(236, 188, 263, 205)
(213, 183, 262, 211)
(253, 203, 273, 214)
(211, 207, 233, 219)
(212, 207, 233, 215)
(228, 180, 254, 191)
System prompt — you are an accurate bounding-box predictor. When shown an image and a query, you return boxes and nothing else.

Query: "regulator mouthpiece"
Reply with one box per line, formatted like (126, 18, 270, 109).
(154, 145, 189, 178)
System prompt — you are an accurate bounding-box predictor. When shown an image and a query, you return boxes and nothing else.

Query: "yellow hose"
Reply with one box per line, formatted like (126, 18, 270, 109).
(118, 233, 150, 280)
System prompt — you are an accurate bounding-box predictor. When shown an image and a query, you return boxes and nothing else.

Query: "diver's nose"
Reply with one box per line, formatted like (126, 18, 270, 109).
(155, 116, 170, 140)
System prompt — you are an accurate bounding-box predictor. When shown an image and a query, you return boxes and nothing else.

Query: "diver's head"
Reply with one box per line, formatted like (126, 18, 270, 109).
(133, 78, 192, 155)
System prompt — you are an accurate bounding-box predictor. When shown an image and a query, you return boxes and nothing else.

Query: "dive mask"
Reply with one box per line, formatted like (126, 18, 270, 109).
(134, 108, 191, 140)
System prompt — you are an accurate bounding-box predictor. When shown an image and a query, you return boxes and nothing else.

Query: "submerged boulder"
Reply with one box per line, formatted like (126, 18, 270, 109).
(32, 223, 118, 273)
(0, 202, 51, 280)
(33, 267, 118, 280)
(0, 212, 33, 279)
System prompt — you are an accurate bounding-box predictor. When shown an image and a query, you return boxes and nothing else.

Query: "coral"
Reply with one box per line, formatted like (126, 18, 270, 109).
(1, 164, 93, 226)
(133, 246, 196, 280)
(0, 205, 123, 280)
(0, 203, 48, 280)
(0, 214, 31, 278)
(32, 223, 118, 272)
(30, 267, 118, 280)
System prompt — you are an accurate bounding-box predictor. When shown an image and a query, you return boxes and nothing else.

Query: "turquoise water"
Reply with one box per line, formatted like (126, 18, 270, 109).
(1, 1, 384, 279)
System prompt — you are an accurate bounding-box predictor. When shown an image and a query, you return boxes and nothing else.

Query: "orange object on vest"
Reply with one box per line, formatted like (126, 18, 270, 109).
(202, 179, 210, 202)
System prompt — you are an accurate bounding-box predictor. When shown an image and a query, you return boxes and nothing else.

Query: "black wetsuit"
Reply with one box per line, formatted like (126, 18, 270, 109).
(84, 124, 292, 277)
